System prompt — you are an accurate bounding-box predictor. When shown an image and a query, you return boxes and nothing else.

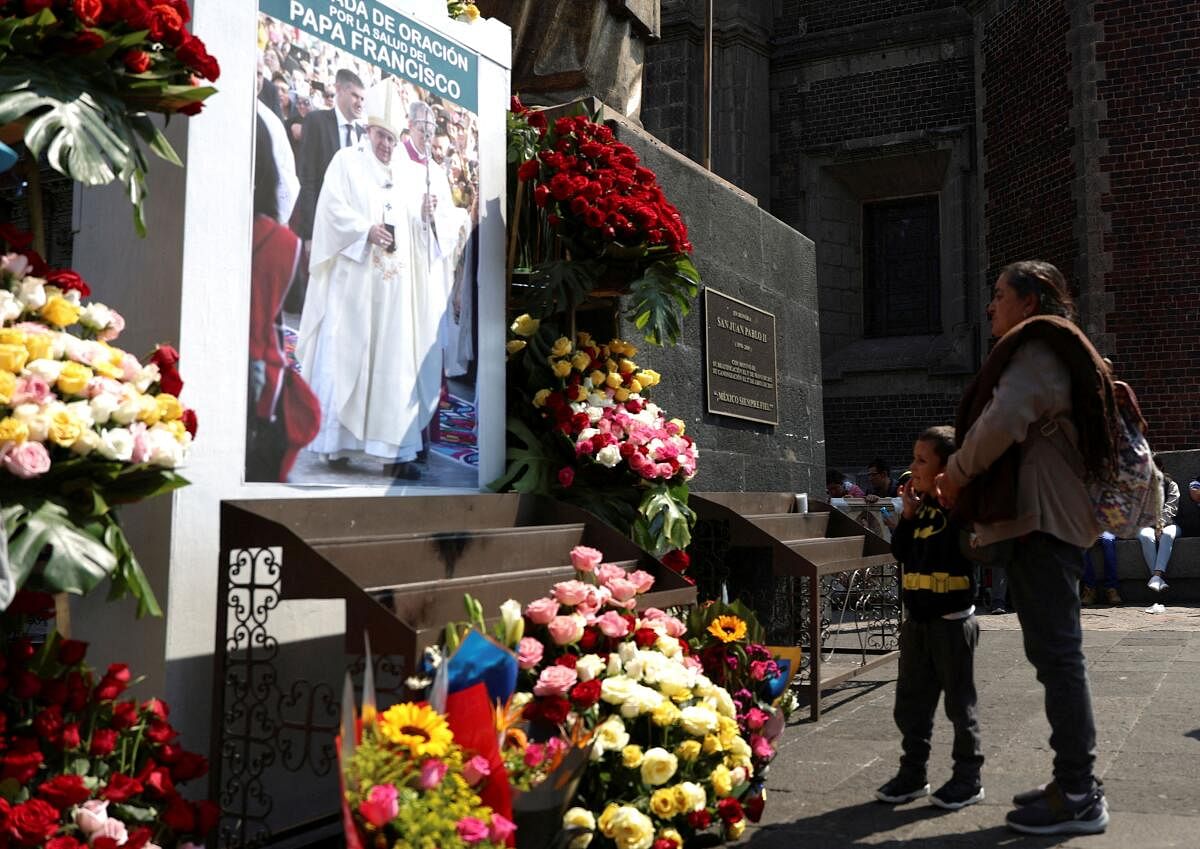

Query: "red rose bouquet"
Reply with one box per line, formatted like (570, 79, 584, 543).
(0, 0, 220, 233)
(507, 99, 699, 347)
(0, 592, 217, 848)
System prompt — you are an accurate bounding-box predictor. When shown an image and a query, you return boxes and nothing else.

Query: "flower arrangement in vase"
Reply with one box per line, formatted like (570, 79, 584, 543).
(0, 232, 195, 616)
(0, 0, 220, 233)
(0, 591, 217, 848)
(497, 326, 696, 557)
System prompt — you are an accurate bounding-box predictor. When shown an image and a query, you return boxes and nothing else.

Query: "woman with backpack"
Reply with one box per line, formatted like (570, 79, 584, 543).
(934, 260, 1115, 836)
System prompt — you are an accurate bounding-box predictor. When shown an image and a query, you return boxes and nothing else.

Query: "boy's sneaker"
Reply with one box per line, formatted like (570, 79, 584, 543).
(1080, 586, 1097, 605)
(1012, 780, 1056, 806)
(1105, 587, 1122, 605)
(930, 776, 985, 810)
(1006, 784, 1109, 835)
(1148, 574, 1168, 592)
(1013, 778, 1103, 806)
(875, 772, 930, 804)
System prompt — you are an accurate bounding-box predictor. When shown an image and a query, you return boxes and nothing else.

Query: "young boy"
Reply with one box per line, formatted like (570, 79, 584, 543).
(875, 425, 984, 810)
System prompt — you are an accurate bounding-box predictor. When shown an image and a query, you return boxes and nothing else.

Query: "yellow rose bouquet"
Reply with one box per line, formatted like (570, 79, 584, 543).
(498, 324, 697, 557)
(0, 234, 194, 616)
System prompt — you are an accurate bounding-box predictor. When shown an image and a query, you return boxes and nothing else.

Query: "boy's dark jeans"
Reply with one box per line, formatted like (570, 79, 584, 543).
(894, 615, 984, 782)
(1007, 531, 1098, 795)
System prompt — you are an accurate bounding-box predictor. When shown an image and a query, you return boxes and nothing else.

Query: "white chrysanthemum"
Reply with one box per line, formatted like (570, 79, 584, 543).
(17, 276, 46, 309)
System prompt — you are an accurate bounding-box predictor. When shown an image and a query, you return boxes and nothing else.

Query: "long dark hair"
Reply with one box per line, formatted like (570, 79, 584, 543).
(1001, 260, 1078, 324)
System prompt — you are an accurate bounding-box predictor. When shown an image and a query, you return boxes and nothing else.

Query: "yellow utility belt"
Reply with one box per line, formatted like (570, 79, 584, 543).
(903, 572, 971, 593)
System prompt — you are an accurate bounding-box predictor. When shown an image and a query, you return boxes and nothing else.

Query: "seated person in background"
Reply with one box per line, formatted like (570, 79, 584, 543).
(1141, 467, 1180, 593)
(1080, 533, 1121, 606)
(1189, 471, 1200, 510)
(827, 468, 866, 499)
(867, 457, 900, 498)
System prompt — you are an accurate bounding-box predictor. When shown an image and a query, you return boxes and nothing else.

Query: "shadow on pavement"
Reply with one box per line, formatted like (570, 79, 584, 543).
(792, 678, 891, 722)
(744, 800, 1067, 849)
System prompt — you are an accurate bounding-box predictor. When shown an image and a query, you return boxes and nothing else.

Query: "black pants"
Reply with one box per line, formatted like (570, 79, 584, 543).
(893, 615, 983, 782)
(1006, 531, 1097, 794)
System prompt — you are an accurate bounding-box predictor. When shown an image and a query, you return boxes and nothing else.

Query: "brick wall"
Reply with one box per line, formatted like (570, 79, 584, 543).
(641, 32, 702, 160)
(800, 59, 974, 148)
(1094, 0, 1200, 447)
(776, 1, 958, 36)
(980, 3, 1076, 288)
(823, 393, 960, 474)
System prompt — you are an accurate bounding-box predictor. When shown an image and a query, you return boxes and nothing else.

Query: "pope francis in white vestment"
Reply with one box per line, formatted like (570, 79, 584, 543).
(296, 90, 448, 478)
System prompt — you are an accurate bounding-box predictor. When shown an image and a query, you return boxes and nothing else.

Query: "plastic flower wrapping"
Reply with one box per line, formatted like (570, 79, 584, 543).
(500, 325, 696, 558)
(0, 591, 217, 849)
(340, 699, 514, 849)
(512, 545, 767, 849)
(0, 237, 193, 616)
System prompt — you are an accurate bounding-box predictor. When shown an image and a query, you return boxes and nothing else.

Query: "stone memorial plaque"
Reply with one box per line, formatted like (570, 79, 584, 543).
(704, 287, 778, 426)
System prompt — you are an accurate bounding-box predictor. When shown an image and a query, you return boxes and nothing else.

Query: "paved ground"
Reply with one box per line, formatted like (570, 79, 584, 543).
(747, 606, 1200, 848)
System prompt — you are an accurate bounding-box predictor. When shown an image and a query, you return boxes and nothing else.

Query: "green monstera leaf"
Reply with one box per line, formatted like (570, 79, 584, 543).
(626, 254, 701, 346)
(0, 58, 187, 236)
(2, 496, 163, 617)
(632, 481, 696, 556)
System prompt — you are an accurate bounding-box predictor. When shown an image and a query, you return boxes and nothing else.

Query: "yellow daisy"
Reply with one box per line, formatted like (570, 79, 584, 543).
(378, 702, 454, 757)
(707, 615, 747, 644)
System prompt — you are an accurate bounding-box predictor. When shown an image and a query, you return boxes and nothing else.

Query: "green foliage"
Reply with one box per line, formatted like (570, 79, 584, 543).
(488, 416, 556, 495)
(627, 254, 701, 346)
(1, 462, 187, 616)
(632, 481, 696, 556)
(0, 10, 215, 235)
(517, 258, 606, 319)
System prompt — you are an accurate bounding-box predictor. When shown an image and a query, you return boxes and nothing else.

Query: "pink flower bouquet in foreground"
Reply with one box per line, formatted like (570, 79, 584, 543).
(505, 545, 766, 848)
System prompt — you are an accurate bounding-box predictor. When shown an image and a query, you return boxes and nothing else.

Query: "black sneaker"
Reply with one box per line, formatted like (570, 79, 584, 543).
(931, 775, 985, 810)
(875, 772, 930, 804)
(1012, 780, 1055, 806)
(1012, 778, 1102, 806)
(1006, 784, 1109, 835)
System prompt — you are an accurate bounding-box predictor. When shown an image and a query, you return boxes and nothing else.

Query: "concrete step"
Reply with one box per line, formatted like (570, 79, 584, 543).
(695, 491, 800, 516)
(312, 523, 588, 589)
(746, 512, 829, 540)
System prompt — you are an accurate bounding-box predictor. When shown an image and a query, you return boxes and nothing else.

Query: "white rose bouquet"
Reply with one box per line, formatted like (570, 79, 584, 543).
(0, 237, 194, 616)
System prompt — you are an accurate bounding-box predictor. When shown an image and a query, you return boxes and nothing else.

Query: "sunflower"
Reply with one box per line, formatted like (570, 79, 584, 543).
(378, 702, 454, 757)
(707, 615, 748, 644)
